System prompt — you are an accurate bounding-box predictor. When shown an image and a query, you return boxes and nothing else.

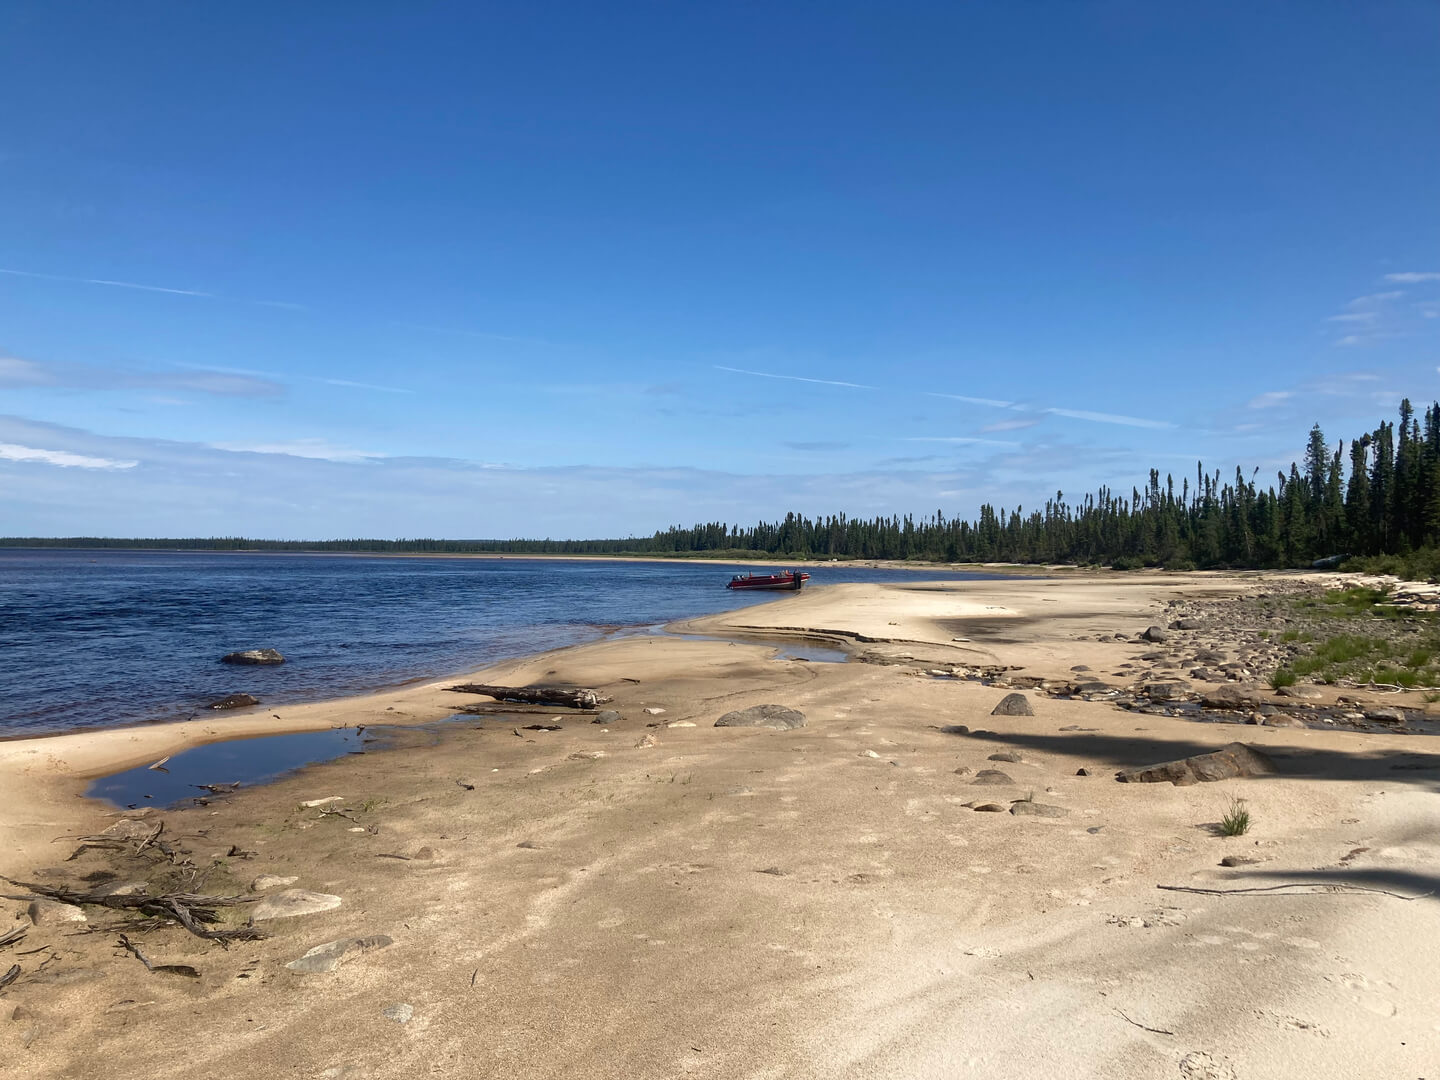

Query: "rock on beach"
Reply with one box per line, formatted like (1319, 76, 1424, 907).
(990, 693, 1034, 717)
(714, 704, 806, 730)
(1115, 743, 1277, 786)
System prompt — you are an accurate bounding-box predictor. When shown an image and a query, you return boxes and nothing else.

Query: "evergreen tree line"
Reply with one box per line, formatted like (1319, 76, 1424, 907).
(6, 401, 1439, 570)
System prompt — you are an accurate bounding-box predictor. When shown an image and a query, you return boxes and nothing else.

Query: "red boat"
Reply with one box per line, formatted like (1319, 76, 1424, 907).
(726, 570, 810, 591)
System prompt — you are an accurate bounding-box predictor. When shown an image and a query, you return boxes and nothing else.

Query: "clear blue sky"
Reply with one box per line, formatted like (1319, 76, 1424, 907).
(2, 2, 1437, 538)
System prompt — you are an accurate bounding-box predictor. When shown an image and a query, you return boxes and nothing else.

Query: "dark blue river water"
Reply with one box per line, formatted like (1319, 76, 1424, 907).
(0, 550, 1012, 737)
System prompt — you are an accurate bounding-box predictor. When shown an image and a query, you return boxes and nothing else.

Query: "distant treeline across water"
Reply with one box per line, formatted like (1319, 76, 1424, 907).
(7, 403, 1439, 574)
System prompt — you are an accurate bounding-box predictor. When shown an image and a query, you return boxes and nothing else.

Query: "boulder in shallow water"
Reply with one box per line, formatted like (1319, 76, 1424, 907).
(714, 704, 806, 730)
(209, 693, 260, 710)
(221, 649, 285, 666)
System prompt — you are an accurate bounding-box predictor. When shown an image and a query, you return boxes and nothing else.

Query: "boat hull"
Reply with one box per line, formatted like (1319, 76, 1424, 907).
(725, 572, 810, 591)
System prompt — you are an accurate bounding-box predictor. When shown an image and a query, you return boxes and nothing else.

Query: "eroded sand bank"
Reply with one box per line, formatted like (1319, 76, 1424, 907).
(1, 572, 1437, 1079)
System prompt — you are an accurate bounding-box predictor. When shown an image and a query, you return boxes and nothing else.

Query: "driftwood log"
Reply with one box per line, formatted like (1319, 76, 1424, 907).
(1, 877, 265, 943)
(444, 684, 609, 710)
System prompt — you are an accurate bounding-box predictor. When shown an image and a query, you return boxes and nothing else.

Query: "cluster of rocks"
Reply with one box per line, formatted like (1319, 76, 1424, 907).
(918, 580, 1434, 734)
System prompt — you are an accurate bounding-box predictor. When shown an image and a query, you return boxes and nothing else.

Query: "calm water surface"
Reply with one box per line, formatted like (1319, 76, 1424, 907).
(1, 550, 1014, 737)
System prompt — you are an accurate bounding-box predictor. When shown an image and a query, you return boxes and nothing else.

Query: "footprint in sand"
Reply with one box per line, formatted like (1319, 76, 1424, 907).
(1178, 1050, 1237, 1079)
(1327, 972, 1399, 1017)
(1255, 1010, 1330, 1037)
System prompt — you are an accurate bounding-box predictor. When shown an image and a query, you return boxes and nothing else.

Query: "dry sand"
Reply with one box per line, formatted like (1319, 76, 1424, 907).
(1, 571, 1437, 1079)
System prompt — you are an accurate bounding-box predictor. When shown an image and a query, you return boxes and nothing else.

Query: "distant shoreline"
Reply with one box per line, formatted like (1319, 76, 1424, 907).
(0, 544, 1071, 574)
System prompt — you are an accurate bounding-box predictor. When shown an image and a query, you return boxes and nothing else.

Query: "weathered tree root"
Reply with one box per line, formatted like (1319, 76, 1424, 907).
(2, 877, 266, 943)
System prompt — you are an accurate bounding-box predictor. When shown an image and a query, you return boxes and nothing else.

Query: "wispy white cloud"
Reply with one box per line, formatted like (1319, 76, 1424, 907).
(0, 267, 213, 297)
(982, 416, 1043, 432)
(1384, 272, 1440, 283)
(721, 366, 1175, 430)
(1041, 407, 1171, 430)
(0, 442, 137, 469)
(0, 266, 303, 310)
(210, 438, 387, 463)
(713, 365, 877, 390)
(905, 436, 1021, 448)
(308, 376, 415, 395)
(1346, 290, 1405, 309)
(1326, 312, 1378, 323)
(1248, 391, 1294, 409)
(924, 391, 1016, 409)
(1, 354, 284, 398)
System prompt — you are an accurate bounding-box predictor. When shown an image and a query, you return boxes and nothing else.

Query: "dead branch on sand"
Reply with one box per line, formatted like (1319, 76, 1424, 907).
(1, 877, 266, 943)
(1158, 882, 1431, 901)
(116, 935, 200, 978)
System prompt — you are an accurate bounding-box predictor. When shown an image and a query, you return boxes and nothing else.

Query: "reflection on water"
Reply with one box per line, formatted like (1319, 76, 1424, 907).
(88, 727, 374, 808)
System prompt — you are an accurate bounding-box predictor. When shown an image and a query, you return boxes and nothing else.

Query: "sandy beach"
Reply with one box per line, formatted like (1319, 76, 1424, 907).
(2, 570, 1437, 1079)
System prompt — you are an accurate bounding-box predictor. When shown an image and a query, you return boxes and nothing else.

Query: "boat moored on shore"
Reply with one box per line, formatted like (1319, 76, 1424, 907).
(725, 570, 810, 591)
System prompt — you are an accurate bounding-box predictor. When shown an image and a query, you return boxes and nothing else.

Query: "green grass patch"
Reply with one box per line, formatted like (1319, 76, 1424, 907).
(1268, 668, 1297, 689)
(1287, 631, 1440, 687)
(1219, 797, 1252, 837)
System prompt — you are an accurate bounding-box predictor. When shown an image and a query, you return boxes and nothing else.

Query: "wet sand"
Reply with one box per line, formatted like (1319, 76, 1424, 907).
(2, 571, 1437, 1078)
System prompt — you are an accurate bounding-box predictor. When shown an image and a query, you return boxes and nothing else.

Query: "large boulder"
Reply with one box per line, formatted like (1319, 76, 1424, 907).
(221, 649, 285, 666)
(714, 704, 806, 730)
(1115, 742, 1277, 786)
(990, 693, 1034, 717)
(1141, 625, 1169, 643)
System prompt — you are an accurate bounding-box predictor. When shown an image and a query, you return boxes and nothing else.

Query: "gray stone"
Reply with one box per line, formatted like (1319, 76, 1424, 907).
(221, 648, 285, 665)
(1220, 855, 1259, 867)
(1141, 625, 1169, 643)
(971, 803, 1008, 812)
(1075, 768, 1092, 776)
(1174, 618, 1206, 630)
(591, 710, 622, 725)
(1143, 682, 1187, 702)
(251, 874, 298, 891)
(286, 935, 393, 974)
(1200, 686, 1253, 710)
(971, 769, 1014, 785)
(940, 724, 970, 735)
(102, 818, 156, 840)
(987, 751, 1024, 763)
(208, 693, 260, 710)
(27, 899, 86, 926)
(1365, 707, 1406, 724)
(1262, 714, 1307, 729)
(1116, 742, 1277, 787)
(251, 888, 342, 922)
(382, 1003, 413, 1024)
(1009, 801, 1069, 818)
(990, 693, 1034, 717)
(714, 704, 806, 730)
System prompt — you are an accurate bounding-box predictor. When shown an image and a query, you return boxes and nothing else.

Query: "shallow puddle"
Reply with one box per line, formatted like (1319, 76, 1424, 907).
(85, 717, 482, 809)
(87, 727, 374, 808)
